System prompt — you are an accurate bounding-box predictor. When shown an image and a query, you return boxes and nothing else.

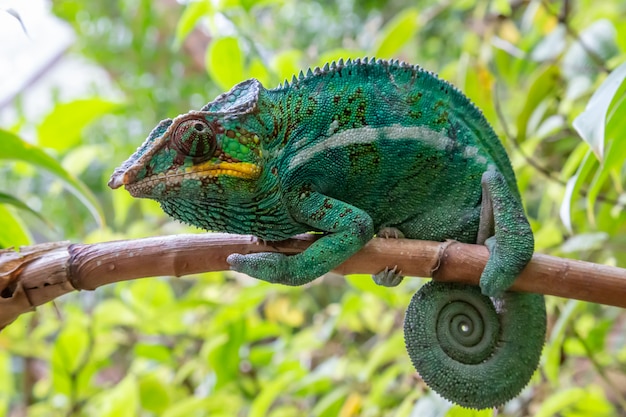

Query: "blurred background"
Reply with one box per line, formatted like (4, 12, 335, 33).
(0, 0, 625, 416)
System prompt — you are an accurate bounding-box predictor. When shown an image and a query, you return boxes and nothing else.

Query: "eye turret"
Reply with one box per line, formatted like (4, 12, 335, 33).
(171, 117, 217, 162)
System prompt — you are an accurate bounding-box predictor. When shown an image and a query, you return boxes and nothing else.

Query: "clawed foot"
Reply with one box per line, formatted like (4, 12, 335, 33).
(227, 252, 320, 286)
(479, 236, 514, 298)
(373, 227, 405, 287)
(377, 227, 405, 239)
(373, 265, 404, 287)
(227, 252, 288, 284)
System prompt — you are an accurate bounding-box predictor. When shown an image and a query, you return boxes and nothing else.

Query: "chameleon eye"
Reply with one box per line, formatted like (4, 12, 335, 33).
(171, 118, 216, 161)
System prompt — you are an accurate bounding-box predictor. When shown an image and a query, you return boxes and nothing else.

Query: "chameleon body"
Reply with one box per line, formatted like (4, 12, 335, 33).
(109, 58, 546, 409)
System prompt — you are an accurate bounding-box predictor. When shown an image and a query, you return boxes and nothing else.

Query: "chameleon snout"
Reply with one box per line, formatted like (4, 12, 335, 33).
(107, 169, 130, 190)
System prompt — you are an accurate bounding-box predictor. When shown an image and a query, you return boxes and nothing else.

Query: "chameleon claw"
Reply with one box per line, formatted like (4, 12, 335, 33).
(377, 227, 404, 239)
(373, 265, 404, 287)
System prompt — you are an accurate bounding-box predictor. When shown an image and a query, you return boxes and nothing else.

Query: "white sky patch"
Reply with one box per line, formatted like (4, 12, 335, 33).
(0, 0, 118, 132)
(0, 1, 73, 107)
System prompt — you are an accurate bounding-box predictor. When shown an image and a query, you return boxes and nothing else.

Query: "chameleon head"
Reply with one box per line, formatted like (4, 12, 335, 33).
(108, 110, 263, 202)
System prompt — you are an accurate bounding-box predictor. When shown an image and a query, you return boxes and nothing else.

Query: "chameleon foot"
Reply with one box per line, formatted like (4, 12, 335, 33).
(373, 265, 404, 287)
(227, 251, 327, 286)
(403, 281, 546, 409)
(227, 252, 291, 284)
(377, 227, 405, 239)
(372, 227, 405, 286)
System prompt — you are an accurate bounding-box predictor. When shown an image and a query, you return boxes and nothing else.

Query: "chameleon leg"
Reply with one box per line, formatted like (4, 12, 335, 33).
(372, 227, 405, 287)
(227, 191, 374, 286)
(404, 281, 546, 409)
(478, 169, 534, 297)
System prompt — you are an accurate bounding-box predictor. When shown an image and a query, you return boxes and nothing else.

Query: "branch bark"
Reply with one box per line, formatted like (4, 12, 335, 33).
(1, 233, 625, 330)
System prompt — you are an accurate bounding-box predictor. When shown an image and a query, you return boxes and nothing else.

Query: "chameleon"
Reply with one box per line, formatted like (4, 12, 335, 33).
(109, 57, 546, 409)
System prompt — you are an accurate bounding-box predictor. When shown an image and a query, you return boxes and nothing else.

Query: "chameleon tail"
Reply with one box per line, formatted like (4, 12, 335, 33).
(403, 281, 546, 409)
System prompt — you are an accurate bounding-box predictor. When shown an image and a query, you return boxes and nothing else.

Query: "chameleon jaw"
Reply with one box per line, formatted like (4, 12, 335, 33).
(111, 161, 262, 197)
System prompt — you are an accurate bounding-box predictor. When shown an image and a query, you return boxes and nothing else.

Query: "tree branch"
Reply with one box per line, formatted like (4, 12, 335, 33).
(1, 233, 625, 330)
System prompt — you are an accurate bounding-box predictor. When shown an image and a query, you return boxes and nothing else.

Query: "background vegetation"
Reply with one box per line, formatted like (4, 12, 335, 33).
(1, 0, 626, 415)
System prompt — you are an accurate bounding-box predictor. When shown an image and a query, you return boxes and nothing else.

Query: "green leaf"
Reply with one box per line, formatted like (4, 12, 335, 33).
(367, 363, 403, 405)
(584, 162, 611, 226)
(89, 374, 140, 417)
(516, 65, 560, 141)
(139, 372, 171, 413)
(52, 324, 91, 375)
(560, 149, 597, 232)
(93, 299, 138, 329)
(373, 8, 420, 58)
(249, 370, 303, 417)
(134, 343, 173, 364)
(446, 405, 493, 417)
(316, 49, 367, 69)
(248, 57, 271, 86)
(361, 331, 404, 379)
(271, 49, 303, 83)
(535, 386, 614, 417)
(462, 64, 496, 124)
(344, 274, 395, 303)
(598, 78, 626, 190)
(491, 0, 511, 15)
(51, 323, 91, 396)
(0, 192, 49, 226)
(533, 220, 564, 249)
(207, 321, 244, 387)
(560, 141, 589, 179)
(561, 232, 608, 252)
(562, 19, 618, 81)
(61, 145, 106, 177)
(311, 386, 349, 417)
(0, 130, 104, 225)
(174, 0, 212, 48)
(0, 205, 31, 247)
(37, 98, 119, 151)
(392, 392, 421, 417)
(531, 25, 566, 62)
(544, 300, 582, 383)
(127, 279, 175, 309)
(0, 351, 14, 396)
(0, 398, 7, 417)
(162, 397, 208, 417)
(573, 61, 626, 158)
(162, 394, 241, 417)
(206, 37, 245, 90)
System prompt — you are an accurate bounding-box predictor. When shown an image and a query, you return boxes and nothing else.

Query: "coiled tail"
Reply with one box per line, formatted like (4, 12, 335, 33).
(403, 281, 546, 409)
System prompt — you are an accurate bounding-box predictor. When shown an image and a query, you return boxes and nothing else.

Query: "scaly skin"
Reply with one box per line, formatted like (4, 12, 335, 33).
(109, 58, 546, 409)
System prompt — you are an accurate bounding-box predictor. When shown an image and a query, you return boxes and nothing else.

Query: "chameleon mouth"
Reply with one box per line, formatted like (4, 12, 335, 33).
(109, 161, 261, 197)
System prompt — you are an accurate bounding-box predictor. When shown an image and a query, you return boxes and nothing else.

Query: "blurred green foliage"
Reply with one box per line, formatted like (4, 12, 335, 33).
(1, 0, 626, 416)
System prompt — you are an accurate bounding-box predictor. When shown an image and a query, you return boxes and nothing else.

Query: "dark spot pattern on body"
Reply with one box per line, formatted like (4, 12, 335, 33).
(435, 111, 449, 125)
(406, 91, 423, 105)
(409, 110, 422, 119)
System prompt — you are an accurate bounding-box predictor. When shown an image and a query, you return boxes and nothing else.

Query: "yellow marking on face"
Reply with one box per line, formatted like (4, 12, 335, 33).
(185, 161, 261, 179)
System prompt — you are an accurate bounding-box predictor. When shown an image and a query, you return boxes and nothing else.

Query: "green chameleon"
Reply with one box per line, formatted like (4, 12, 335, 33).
(109, 58, 546, 409)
